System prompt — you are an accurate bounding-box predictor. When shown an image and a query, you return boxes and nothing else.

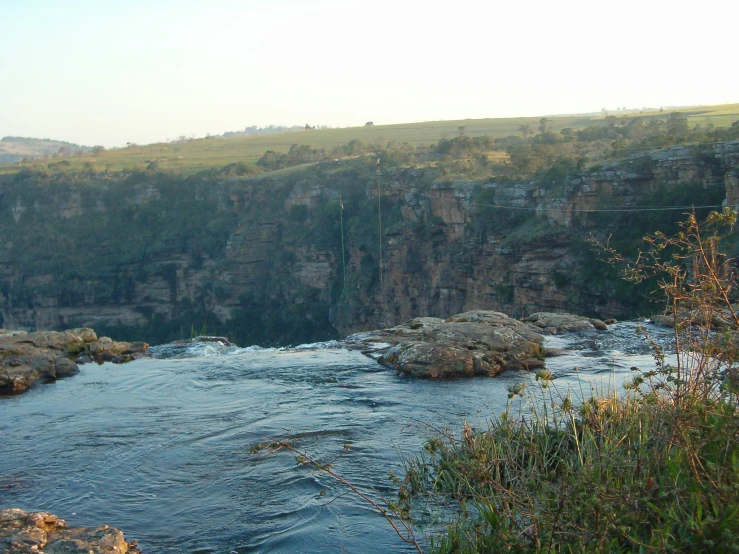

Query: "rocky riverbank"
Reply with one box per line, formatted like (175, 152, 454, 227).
(347, 310, 608, 379)
(0, 328, 148, 395)
(0, 508, 139, 553)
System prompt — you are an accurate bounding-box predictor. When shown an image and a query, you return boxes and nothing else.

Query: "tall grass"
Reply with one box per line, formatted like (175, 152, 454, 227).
(399, 210, 739, 552)
(400, 377, 739, 552)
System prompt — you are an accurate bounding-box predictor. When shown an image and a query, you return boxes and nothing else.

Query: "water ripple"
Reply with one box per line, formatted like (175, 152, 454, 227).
(0, 323, 672, 553)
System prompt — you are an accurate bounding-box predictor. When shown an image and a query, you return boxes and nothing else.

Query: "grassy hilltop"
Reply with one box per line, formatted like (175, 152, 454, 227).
(5, 103, 737, 174)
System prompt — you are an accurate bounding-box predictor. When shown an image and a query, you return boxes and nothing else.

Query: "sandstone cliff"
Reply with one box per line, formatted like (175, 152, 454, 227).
(0, 141, 736, 345)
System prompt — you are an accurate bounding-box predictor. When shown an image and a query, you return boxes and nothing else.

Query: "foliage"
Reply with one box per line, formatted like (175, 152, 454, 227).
(257, 144, 327, 171)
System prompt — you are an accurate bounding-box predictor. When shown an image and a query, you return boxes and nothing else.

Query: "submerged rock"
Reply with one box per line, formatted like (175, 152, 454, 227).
(0, 508, 139, 553)
(523, 312, 609, 334)
(173, 335, 233, 346)
(348, 310, 545, 379)
(0, 328, 148, 395)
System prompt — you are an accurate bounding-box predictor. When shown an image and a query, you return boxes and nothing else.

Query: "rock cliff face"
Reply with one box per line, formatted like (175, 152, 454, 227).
(0, 141, 737, 345)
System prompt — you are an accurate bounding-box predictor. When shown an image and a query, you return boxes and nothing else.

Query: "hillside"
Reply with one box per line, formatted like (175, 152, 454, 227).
(4, 103, 738, 174)
(0, 136, 90, 165)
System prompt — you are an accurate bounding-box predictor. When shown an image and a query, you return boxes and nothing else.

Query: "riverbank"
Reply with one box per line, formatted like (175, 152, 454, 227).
(399, 369, 739, 552)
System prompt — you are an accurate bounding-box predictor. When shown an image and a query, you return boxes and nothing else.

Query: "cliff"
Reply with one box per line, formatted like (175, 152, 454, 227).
(0, 140, 737, 345)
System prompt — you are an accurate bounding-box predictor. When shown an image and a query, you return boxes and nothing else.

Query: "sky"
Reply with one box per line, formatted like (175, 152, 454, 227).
(1, 0, 737, 148)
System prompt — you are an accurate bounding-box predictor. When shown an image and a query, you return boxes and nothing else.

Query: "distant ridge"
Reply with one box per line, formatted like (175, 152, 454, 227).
(2, 102, 737, 172)
(0, 136, 91, 165)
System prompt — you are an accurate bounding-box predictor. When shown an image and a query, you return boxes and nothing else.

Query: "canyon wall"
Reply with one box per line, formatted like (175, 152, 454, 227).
(0, 140, 737, 344)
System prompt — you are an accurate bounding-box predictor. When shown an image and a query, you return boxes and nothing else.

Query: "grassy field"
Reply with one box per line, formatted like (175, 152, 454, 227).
(4, 103, 738, 174)
(34, 115, 595, 174)
(667, 102, 739, 128)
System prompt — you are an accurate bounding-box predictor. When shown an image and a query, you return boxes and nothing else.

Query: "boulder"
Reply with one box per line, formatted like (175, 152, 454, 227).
(0, 508, 139, 554)
(649, 311, 737, 329)
(349, 310, 544, 379)
(649, 314, 675, 327)
(0, 329, 148, 395)
(523, 312, 609, 334)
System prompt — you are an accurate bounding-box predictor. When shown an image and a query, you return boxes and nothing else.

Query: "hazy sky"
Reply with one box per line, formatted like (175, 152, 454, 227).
(1, 0, 737, 147)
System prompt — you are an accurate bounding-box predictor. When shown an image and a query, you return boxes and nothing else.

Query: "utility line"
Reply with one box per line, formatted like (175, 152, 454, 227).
(377, 158, 383, 299)
(339, 194, 346, 293)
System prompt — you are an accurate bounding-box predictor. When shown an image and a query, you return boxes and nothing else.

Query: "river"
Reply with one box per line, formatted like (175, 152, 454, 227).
(0, 321, 672, 553)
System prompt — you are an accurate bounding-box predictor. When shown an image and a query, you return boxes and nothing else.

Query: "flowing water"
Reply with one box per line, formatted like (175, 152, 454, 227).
(0, 321, 673, 553)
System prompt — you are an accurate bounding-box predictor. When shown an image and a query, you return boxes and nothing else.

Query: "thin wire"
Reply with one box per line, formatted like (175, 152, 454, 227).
(339, 194, 346, 293)
(377, 159, 383, 299)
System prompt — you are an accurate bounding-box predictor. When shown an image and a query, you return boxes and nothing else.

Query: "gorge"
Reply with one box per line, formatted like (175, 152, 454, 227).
(1, 137, 737, 347)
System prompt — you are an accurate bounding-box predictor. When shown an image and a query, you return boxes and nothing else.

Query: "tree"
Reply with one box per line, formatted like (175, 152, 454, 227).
(518, 124, 532, 140)
(365, 121, 374, 127)
(667, 111, 689, 139)
(538, 117, 550, 134)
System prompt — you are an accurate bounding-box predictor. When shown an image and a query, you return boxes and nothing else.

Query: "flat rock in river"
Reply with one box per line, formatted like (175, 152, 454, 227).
(523, 312, 608, 334)
(0, 328, 148, 395)
(0, 508, 139, 553)
(347, 310, 545, 379)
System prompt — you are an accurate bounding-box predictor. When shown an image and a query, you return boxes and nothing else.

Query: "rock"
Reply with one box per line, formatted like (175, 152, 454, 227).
(173, 335, 233, 346)
(523, 312, 609, 334)
(0, 509, 139, 554)
(543, 347, 568, 357)
(350, 310, 544, 379)
(649, 314, 675, 327)
(89, 340, 148, 363)
(0, 329, 148, 395)
(0, 330, 28, 338)
(649, 311, 737, 329)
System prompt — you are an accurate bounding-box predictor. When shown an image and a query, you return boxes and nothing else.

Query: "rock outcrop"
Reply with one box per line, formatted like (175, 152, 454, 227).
(348, 310, 545, 379)
(649, 311, 737, 329)
(0, 328, 148, 395)
(0, 508, 139, 554)
(523, 312, 609, 334)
